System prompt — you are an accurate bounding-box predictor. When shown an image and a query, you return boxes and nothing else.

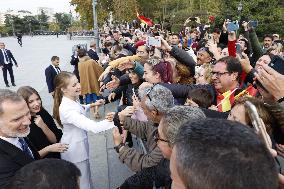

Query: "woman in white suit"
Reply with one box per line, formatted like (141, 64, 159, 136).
(53, 71, 115, 189)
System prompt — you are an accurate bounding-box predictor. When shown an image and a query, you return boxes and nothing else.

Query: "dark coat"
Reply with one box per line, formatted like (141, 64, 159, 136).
(0, 49, 17, 66)
(170, 46, 196, 76)
(0, 138, 40, 188)
(120, 158, 171, 189)
(29, 108, 63, 159)
(45, 65, 60, 93)
(70, 55, 80, 81)
(87, 49, 99, 61)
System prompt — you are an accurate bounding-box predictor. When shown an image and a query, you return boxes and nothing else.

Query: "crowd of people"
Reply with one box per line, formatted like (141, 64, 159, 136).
(0, 17, 284, 189)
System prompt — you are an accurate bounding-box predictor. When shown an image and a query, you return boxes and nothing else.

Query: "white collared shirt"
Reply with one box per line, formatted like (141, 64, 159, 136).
(1, 49, 9, 64)
(0, 136, 22, 149)
(51, 64, 60, 74)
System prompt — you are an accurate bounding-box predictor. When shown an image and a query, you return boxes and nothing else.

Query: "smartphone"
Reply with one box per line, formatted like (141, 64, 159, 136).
(244, 101, 272, 148)
(248, 20, 258, 28)
(268, 55, 284, 75)
(236, 43, 242, 55)
(227, 22, 239, 32)
(147, 37, 161, 47)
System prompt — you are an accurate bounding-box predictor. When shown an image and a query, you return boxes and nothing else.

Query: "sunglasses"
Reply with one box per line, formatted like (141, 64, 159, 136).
(145, 84, 159, 111)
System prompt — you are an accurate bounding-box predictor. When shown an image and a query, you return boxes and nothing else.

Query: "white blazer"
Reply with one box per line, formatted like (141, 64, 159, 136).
(59, 96, 115, 163)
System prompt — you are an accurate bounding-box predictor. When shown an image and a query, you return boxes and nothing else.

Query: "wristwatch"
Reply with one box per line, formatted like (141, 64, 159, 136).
(114, 143, 125, 153)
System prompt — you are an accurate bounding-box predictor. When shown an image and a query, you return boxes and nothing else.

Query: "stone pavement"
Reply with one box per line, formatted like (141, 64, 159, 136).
(0, 35, 133, 189)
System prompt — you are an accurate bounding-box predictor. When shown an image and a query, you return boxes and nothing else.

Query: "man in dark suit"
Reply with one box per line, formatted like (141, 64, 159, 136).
(45, 56, 61, 96)
(0, 89, 40, 188)
(0, 42, 18, 87)
(87, 41, 99, 61)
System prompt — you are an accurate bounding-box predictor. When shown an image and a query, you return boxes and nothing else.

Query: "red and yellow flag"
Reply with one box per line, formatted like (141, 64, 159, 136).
(137, 12, 154, 27)
(217, 88, 237, 112)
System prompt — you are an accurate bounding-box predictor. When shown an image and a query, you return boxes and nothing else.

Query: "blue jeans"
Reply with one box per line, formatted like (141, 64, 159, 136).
(85, 93, 101, 104)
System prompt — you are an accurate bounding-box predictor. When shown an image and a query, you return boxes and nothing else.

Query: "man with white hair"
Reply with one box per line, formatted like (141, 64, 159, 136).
(112, 84, 174, 172)
(0, 89, 40, 188)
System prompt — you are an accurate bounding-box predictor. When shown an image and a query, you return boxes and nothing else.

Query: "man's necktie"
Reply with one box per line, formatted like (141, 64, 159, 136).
(55, 67, 61, 74)
(3, 50, 9, 62)
(18, 138, 34, 159)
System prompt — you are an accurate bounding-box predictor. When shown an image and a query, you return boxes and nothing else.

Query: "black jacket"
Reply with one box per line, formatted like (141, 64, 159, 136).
(0, 138, 40, 188)
(29, 108, 63, 159)
(87, 49, 99, 61)
(170, 46, 196, 76)
(120, 158, 171, 189)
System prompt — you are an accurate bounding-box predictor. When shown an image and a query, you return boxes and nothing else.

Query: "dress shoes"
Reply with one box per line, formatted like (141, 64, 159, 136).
(5, 84, 10, 87)
(12, 83, 16, 86)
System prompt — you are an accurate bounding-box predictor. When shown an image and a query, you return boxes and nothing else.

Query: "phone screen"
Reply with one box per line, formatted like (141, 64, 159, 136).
(268, 56, 284, 75)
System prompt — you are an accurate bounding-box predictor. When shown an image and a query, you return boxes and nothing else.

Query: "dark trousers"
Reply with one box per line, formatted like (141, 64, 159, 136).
(2, 63, 15, 85)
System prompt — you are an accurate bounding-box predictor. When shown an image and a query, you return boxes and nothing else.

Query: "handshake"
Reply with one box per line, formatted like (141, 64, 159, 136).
(90, 99, 105, 108)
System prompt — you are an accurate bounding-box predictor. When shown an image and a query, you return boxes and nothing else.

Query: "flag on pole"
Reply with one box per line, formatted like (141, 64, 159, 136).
(137, 12, 154, 27)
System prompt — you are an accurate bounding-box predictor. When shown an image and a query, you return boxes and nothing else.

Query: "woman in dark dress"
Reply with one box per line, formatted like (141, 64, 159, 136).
(17, 86, 67, 158)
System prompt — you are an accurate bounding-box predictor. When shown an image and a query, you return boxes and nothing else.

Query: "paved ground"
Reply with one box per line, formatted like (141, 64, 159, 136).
(0, 35, 133, 189)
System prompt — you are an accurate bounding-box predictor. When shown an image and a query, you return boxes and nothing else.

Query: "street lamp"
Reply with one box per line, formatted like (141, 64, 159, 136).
(238, 2, 243, 17)
(92, 0, 100, 53)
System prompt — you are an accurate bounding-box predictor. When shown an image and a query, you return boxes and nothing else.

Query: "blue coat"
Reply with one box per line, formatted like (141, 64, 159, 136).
(45, 65, 60, 93)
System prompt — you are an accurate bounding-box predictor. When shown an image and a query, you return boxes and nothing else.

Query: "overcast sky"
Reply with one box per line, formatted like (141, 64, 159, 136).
(0, 0, 74, 14)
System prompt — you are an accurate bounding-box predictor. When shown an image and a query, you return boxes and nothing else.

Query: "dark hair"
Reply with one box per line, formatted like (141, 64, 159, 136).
(217, 56, 242, 81)
(263, 34, 273, 41)
(51, 56, 59, 62)
(17, 86, 42, 109)
(104, 42, 112, 47)
(213, 28, 221, 34)
(77, 49, 87, 58)
(187, 88, 214, 108)
(239, 38, 250, 55)
(174, 118, 278, 189)
(9, 159, 81, 189)
(262, 51, 275, 60)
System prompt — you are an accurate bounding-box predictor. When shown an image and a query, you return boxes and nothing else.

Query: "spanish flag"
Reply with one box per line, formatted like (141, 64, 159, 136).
(137, 12, 154, 27)
(217, 88, 237, 112)
(235, 85, 258, 100)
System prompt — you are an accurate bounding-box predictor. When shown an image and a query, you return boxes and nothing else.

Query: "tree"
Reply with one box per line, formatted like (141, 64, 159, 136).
(113, 0, 138, 22)
(54, 13, 71, 31)
(37, 10, 49, 31)
(49, 22, 60, 32)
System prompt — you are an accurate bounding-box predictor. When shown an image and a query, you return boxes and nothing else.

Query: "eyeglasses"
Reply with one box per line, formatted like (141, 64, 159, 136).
(146, 84, 156, 101)
(154, 130, 170, 143)
(136, 50, 146, 54)
(211, 71, 230, 77)
(145, 84, 158, 111)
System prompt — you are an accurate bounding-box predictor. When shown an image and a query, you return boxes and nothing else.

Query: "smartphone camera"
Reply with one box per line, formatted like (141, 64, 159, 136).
(248, 21, 258, 28)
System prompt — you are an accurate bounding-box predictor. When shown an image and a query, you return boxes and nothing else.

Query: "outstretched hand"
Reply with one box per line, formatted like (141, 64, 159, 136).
(112, 127, 123, 146)
(106, 75, 120, 90)
(91, 99, 105, 107)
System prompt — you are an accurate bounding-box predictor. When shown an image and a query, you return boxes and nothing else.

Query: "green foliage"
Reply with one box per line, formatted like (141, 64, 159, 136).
(70, 0, 283, 36)
(54, 13, 71, 31)
(37, 10, 49, 31)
